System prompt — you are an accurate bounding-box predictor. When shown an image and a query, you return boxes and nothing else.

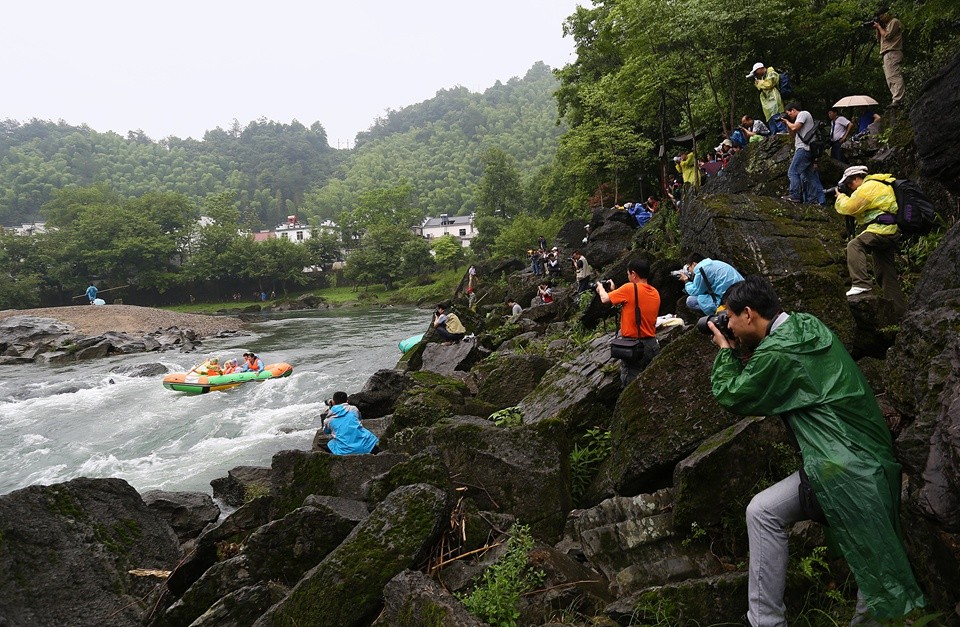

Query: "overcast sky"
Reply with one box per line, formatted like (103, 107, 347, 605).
(4, 1, 580, 149)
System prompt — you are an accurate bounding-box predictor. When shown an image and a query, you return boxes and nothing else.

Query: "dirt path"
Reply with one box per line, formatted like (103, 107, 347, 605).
(0, 305, 242, 337)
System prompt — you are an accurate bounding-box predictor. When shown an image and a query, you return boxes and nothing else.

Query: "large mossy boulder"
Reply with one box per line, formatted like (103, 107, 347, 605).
(210, 465, 272, 507)
(680, 192, 847, 279)
(268, 449, 407, 518)
(672, 416, 795, 544)
(887, 288, 960, 619)
(912, 51, 960, 195)
(388, 370, 474, 434)
(0, 478, 181, 627)
(474, 353, 554, 411)
(419, 340, 484, 376)
(374, 570, 487, 627)
(390, 418, 572, 539)
(594, 330, 740, 498)
(517, 334, 621, 428)
(141, 489, 220, 542)
(254, 484, 450, 627)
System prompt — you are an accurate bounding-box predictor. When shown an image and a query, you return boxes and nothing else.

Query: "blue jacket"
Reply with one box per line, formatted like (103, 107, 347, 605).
(86, 285, 98, 301)
(684, 258, 744, 315)
(323, 404, 378, 455)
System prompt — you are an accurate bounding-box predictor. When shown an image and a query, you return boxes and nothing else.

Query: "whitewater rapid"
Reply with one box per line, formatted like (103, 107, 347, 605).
(0, 306, 428, 496)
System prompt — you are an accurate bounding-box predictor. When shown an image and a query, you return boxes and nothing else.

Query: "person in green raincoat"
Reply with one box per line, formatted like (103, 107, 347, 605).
(748, 62, 784, 129)
(707, 276, 924, 626)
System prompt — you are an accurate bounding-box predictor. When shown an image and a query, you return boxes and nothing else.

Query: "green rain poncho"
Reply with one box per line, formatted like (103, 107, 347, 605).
(711, 313, 925, 619)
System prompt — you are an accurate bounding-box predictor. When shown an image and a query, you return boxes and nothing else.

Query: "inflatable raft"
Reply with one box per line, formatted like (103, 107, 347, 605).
(398, 333, 424, 354)
(162, 362, 293, 394)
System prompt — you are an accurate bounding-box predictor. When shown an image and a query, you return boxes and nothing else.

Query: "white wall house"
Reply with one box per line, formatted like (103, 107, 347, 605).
(414, 214, 475, 248)
(6, 222, 47, 236)
(274, 216, 339, 243)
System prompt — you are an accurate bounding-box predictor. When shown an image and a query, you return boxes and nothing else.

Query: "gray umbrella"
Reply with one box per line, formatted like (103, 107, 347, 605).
(833, 95, 880, 108)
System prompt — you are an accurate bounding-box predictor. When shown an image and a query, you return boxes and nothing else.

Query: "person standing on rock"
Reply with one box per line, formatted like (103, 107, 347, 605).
(596, 258, 661, 385)
(86, 283, 98, 304)
(873, 6, 905, 108)
(572, 250, 593, 295)
(748, 62, 784, 131)
(832, 165, 906, 315)
(781, 103, 826, 205)
(707, 276, 925, 627)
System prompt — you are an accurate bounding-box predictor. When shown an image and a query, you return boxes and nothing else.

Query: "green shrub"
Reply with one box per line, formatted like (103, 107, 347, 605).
(488, 406, 523, 427)
(457, 524, 544, 627)
(569, 428, 612, 504)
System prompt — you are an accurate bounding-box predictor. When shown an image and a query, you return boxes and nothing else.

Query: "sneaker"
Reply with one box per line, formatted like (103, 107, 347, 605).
(781, 196, 801, 203)
(846, 286, 871, 296)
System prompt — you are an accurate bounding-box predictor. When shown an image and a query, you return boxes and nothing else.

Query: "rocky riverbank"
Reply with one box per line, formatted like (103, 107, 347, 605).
(0, 305, 243, 365)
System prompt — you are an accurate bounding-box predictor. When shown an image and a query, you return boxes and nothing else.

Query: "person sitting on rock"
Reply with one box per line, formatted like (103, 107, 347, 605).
(239, 351, 264, 373)
(433, 304, 466, 344)
(537, 283, 554, 305)
(322, 391, 380, 456)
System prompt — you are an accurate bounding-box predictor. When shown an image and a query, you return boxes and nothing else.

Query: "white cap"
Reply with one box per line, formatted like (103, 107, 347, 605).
(837, 165, 869, 187)
(746, 62, 764, 78)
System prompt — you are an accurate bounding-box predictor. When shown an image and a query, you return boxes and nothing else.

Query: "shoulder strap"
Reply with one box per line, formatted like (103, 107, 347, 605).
(698, 267, 718, 300)
(633, 283, 641, 339)
(799, 120, 820, 145)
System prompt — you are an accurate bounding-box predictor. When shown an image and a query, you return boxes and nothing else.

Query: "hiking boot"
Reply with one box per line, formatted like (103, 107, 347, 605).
(846, 286, 871, 296)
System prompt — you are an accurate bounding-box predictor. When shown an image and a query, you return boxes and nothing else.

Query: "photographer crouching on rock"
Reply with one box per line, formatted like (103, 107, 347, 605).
(705, 275, 924, 626)
(321, 391, 380, 456)
(595, 258, 661, 386)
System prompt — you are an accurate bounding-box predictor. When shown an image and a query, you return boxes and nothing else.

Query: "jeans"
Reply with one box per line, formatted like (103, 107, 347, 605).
(787, 148, 825, 204)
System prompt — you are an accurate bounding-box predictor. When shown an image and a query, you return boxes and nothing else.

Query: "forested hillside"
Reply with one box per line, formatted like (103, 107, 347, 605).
(301, 62, 565, 223)
(551, 0, 960, 207)
(0, 62, 563, 230)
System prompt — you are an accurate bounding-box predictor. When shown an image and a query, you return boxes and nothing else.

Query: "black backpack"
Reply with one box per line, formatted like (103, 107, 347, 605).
(877, 179, 938, 237)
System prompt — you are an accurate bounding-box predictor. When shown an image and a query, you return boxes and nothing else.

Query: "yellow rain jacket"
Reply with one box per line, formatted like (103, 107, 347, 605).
(754, 67, 784, 122)
(834, 173, 898, 236)
(676, 152, 700, 186)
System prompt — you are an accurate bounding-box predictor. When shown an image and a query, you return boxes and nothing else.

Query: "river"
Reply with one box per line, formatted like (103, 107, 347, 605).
(0, 306, 428, 496)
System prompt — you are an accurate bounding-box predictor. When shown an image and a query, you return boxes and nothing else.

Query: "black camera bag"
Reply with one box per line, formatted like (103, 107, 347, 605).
(610, 283, 644, 362)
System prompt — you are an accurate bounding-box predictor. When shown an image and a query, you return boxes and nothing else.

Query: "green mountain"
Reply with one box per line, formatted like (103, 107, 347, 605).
(0, 62, 563, 229)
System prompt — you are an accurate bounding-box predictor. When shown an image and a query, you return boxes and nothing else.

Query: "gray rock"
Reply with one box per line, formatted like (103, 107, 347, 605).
(374, 570, 487, 627)
(475, 353, 554, 411)
(110, 362, 170, 378)
(0, 315, 74, 349)
(190, 582, 288, 627)
(300, 495, 369, 522)
(672, 416, 794, 537)
(420, 340, 483, 375)
(141, 490, 220, 542)
(605, 572, 748, 626)
(0, 477, 180, 627)
(574, 489, 722, 596)
(349, 369, 414, 419)
(255, 484, 450, 627)
(517, 334, 621, 427)
(389, 420, 571, 540)
(268, 450, 407, 517)
(519, 543, 613, 626)
(211, 466, 272, 508)
(912, 50, 960, 193)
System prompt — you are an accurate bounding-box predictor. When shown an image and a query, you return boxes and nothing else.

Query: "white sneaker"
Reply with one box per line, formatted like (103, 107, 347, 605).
(845, 286, 871, 296)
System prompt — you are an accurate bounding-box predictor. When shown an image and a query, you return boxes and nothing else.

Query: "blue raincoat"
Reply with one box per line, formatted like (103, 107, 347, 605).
(323, 404, 378, 456)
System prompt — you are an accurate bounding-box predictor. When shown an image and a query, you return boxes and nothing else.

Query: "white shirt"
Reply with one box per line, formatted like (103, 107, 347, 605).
(794, 111, 816, 151)
(830, 116, 851, 142)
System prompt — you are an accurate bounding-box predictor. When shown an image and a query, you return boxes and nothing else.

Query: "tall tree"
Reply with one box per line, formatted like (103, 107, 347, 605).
(476, 147, 523, 218)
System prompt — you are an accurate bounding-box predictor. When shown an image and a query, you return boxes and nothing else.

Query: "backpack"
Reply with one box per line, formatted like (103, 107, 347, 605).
(446, 313, 466, 334)
(877, 179, 938, 236)
(778, 72, 793, 97)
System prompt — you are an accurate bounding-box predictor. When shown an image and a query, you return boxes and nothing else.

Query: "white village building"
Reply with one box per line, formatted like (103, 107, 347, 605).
(414, 214, 476, 248)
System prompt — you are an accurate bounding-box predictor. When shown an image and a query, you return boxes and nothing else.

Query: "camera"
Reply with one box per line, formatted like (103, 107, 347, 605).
(696, 310, 736, 341)
(670, 268, 688, 278)
(590, 279, 615, 291)
(861, 18, 878, 27)
(325, 398, 335, 408)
